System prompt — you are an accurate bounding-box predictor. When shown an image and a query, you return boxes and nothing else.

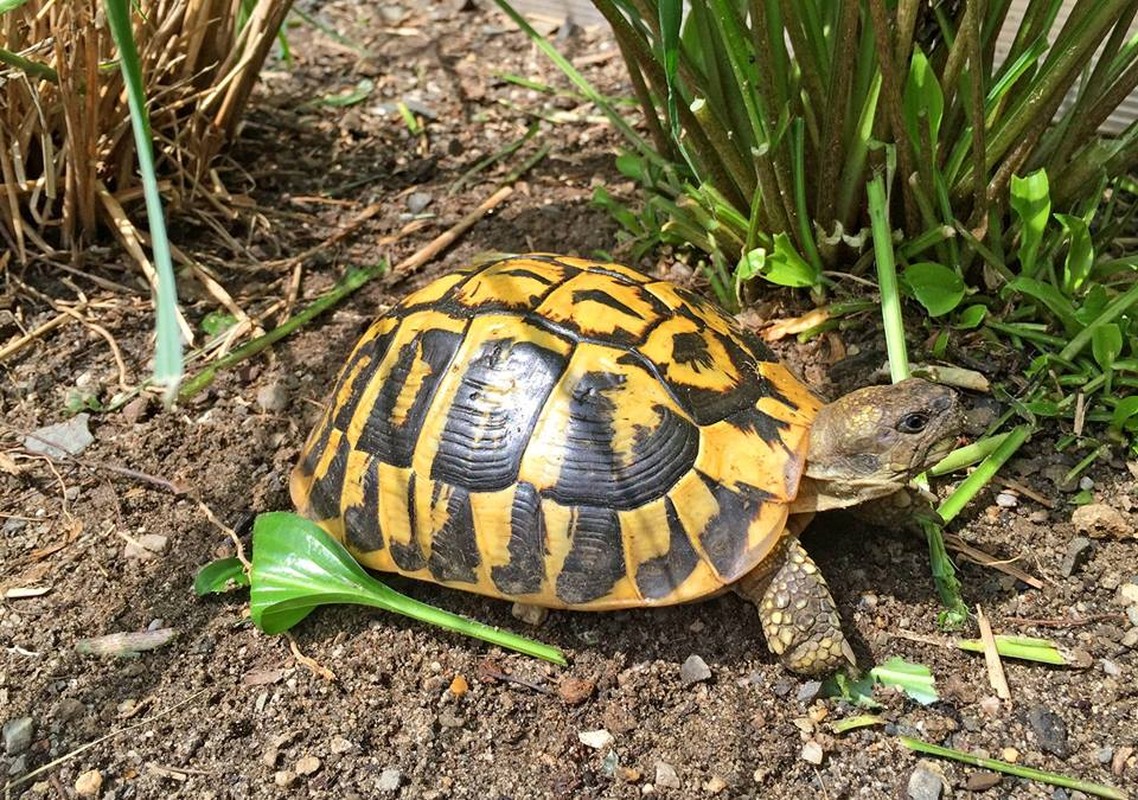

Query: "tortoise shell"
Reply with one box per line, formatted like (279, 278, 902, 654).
(290, 255, 822, 610)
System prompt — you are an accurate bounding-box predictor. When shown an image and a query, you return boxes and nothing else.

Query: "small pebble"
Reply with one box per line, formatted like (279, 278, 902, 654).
(1101, 659, 1122, 676)
(1120, 583, 1138, 605)
(1122, 628, 1138, 649)
(679, 654, 712, 685)
(1127, 605, 1138, 626)
(1079, 476, 1094, 491)
(906, 763, 943, 800)
(1028, 705, 1070, 758)
(578, 729, 614, 750)
(654, 761, 680, 789)
(256, 383, 289, 413)
(377, 768, 402, 793)
(558, 676, 595, 705)
(330, 737, 353, 755)
(74, 769, 102, 797)
(24, 414, 94, 458)
(274, 771, 296, 788)
(800, 740, 824, 765)
(995, 492, 1018, 508)
(703, 775, 727, 794)
(1097, 747, 1114, 764)
(1060, 537, 1093, 577)
(2, 717, 33, 755)
(1002, 747, 1020, 763)
(600, 749, 620, 778)
(295, 755, 321, 776)
(407, 192, 433, 214)
(796, 680, 822, 703)
(964, 772, 1001, 791)
(1072, 503, 1130, 539)
(437, 708, 465, 728)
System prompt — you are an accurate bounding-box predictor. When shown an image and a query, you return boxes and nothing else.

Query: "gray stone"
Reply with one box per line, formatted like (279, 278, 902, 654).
(654, 760, 681, 789)
(1096, 746, 1114, 764)
(24, 414, 94, 458)
(906, 764, 943, 800)
(377, 768, 402, 793)
(407, 192, 433, 214)
(3, 717, 32, 755)
(796, 680, 822, 703)
(1122, 628, 1138, 649)
(995, 492, 1018, 508)
(679, 654, 711, 685)
(256, 383, 289, 413)
(1027, 706, 1070, 758)
(1060, 537, 1093, 577)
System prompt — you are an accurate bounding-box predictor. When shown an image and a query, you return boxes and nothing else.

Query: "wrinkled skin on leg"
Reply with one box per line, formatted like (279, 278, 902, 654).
(736, 537, 855, 676)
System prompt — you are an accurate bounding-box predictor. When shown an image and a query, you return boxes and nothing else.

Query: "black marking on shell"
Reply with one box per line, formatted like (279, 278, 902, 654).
(307, 433, 350, 522)
(556, 505, 625, 604)
(662, 332, 768, 426)
(734, 326, 778, 364)
(495, 266, 557, 284)
(491, 482, 547, 596)
(670, 331, 715, 371)
(723, 405, 790, 448)
(390, 472, 427, 571)
(698, 471, 775, 580)
(343, 456, 385, 553)
(634, 497, 701, 599)
(356, 327, 463, 468)
(549, 369, 699, 510)
(570, 288, 645, 318)
(431, 338, 569, 491)
(333, 327, 398, 431)
(426, 485, 480, 584)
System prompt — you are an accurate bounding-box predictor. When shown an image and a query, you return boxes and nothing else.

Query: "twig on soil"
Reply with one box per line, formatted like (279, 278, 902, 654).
(2, 689, 210, 794)
(478, 667, 556, 695)
(1004, 612, 1127, 629)
(286, 633, 336, 681)
(198, 500, 251, 572)
(392, 185, 515, 277)
(263, 201, 384, 273)
(943, 533, 1044, 589)
(976, 605, 1011, 701)
(0, 300, 89, 363)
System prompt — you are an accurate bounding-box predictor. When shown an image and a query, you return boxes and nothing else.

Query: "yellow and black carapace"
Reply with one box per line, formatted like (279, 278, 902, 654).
(292, 254, 962, 675)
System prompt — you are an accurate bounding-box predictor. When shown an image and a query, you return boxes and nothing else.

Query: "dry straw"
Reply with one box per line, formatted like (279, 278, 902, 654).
(0, 0, 291, 262)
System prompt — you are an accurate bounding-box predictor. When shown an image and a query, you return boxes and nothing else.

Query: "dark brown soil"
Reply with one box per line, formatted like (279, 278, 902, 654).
(2, 2, 1136, 798)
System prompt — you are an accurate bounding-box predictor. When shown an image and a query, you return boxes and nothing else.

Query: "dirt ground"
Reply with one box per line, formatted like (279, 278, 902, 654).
(2, 2, 1137, 798)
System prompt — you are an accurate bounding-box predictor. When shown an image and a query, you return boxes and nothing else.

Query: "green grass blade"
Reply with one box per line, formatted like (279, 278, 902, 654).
(938, 425, 1030, 524)
(899, 736, 1129, 799)
(104, 0, 184, 403)
(249, 512, 567, 665)
(956, 634, 1067, 665)
(867, 172, 910, 381)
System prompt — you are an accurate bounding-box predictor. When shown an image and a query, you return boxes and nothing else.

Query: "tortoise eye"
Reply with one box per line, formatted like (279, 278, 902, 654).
(897, 412, 929, 434)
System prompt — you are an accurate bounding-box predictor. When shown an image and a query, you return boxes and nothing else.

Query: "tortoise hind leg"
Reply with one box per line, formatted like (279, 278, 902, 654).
(736, 539, 855, 676)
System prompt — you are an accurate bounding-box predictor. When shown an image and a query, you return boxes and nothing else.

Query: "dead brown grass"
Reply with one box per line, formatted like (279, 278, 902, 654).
(0, 0, 292, 262)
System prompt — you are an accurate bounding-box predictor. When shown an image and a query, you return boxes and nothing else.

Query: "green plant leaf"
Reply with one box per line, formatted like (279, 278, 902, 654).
(1006, 276, 1079, 334)
(1010, 170, 1051, 278)
(1055, 213, 1093, 294)
(249, 512, 567, 665)
(903, 48, 944, 152)
(194, 558, 249, 595)
(319, 79, 374, 107)
(903, 262, 965, 317)
(201, 311, 237, 337)
(956, 305, 987, 329)
(1111, 396, 1138, 431)
(1092, 323, 1123, 373)
(869, 656, 939, 705)
(737, 234, 819, 289)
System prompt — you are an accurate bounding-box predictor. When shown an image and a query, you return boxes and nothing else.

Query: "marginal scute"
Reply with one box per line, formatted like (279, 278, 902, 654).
(291, 255, 818, 611)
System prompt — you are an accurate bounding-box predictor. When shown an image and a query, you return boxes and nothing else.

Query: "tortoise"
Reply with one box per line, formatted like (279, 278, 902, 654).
(291, 254, 962, 675)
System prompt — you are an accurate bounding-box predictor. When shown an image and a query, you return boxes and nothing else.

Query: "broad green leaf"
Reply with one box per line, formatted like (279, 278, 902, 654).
(201, 311, 237, 337)
(1111, 396, 1138, 431)
(1006, 276, 1079, 333)
(902, 49, 944, 153)
(737, 234, 819, 288)
(1092, 323, 1123, 373)
(658, 0, 682, 143)
(1010, 170, 1050, 277)
(1056, 213, 1093, 294)
(903, 262, 965, 316)
(869, 656, 939, 706)
(1074, 284, 1109, 326)
(956, 305, 987, 329)
(249, 512, 567, 664)
(194, 558, 249, 595)
(615, 153, 647, 182)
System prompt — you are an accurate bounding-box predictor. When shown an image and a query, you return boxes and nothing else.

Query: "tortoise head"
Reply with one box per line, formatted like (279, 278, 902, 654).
(802, 378, 961, 510)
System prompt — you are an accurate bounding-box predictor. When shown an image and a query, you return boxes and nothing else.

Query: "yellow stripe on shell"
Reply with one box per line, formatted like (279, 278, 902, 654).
(639, 315, 742, 392)
(754, 362, 823, 425)
(642, 281, 735, 337)
(696, 418, 802, 501)
(535, 272, 659, 341)
(397, 270, 469, 310)
(468, 485, 521, 592)
(454, 257, 567, 309)
(369, 461, 414, 574)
